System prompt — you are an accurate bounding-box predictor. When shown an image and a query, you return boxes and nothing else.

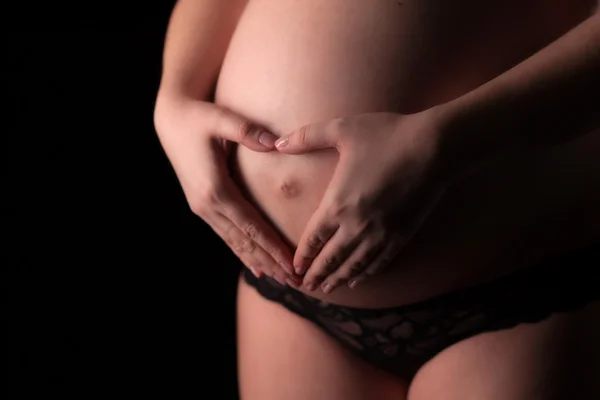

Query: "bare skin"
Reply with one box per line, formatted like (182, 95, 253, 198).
(218, 0, 599, 307)
(238, 277, 600, 400)
(155, 0, 600, 398)
(219, 1, 600, 398)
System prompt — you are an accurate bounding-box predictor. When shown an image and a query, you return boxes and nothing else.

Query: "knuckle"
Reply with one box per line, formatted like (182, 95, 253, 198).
(336, 269, 354, 280)
(322, 261, 338, 274)
(328, 201, 348, 218)
(311, 273, 328, 283)
(352, 217, 371, 234)
(242, 239, 257, 254)
(306, 234, 323, 249)
(296, 125, 310, 146)
(256, 263, 272, 274)
(232, 242, 245, 254)
(297, 255, 312, 269)
(231, 243, 257, 265)
(323, 254, 338, 267)
(226, 223, 240, 240)
(268, 248, 286, 264)
(242, 223, 259, 239)
(236, 119, 253, 142)
(211, 107, 229, 135)
(332, 117, 349, 134)
(233, 237, 256, 254)
(330, 117, 354, 146)
(348, 261, 365, 275)
(334, 116, 349, 127)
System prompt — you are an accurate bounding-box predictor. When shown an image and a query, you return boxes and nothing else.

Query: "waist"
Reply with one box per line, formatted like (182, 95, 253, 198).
(229, 129, 600, 308)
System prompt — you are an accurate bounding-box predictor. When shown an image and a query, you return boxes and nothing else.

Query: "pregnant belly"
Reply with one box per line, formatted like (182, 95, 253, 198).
(216, 0, 600, 308)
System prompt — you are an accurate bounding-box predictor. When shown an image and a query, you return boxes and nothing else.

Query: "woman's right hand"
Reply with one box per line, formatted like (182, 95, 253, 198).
(154, 96, 299, 286)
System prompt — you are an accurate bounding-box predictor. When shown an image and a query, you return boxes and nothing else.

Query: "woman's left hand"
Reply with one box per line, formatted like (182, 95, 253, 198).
(275, 110, 454, 294)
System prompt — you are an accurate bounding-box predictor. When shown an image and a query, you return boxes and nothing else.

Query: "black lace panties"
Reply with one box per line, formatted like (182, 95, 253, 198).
(242, 245, 599, 378)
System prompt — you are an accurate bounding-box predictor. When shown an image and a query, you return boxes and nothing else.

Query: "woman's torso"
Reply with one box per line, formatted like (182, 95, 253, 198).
(215, 0, 600, 308)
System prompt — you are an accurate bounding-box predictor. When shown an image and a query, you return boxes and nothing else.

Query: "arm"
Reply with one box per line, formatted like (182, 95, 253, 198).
(156, 0, 247, 103)
(152, 0, 298, 282)
(271, 9, 600, 291)
(436, 11, 600, 179)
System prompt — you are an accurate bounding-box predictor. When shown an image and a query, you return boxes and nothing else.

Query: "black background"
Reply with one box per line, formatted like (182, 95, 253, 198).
(8, 2, 241, 398)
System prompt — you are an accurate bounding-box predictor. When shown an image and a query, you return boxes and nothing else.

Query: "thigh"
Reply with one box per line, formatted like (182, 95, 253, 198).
(408, 301, 600, 400)
(236, 277, 408, 400)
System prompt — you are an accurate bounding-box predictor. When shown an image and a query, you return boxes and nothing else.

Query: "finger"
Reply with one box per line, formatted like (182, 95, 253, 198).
(301, 229, 361, 293)
(321, 240, 384, 293)
(355, 192, 439, 281)
(293, 210, 339, 276)
(292, 155, 354, 275)
(218, 180, 298, 276)
(212, 212, 296, 286)
(199, 212, 263, 277)
(195, 150, 299, 284)
(349, 239, 404, 288)
(274, 119, 339, 154)
(211, 106, 279, 151)
(208, 212, 263, 269)
(223, 215, 299, 286)
(364, 240, 403, 276)
(222, 196, 295, 275)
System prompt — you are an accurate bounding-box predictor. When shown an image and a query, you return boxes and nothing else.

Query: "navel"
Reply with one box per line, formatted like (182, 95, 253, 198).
(280, 179, 301, 199)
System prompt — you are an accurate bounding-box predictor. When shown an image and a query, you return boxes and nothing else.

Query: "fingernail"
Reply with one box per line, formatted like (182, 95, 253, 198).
(258, 131, 277, 147)
(294, 262, 307, 275)
(306, 282, 317, 291)
(348, 276, 365, 289)
(249, 266, 261, 278)
(322, 283, 332, 294)
(275, 137, 289, 149)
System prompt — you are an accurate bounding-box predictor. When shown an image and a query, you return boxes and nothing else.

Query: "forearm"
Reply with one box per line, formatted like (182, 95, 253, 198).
(157, 0, 247, 102)
(436, 11, 600, 178)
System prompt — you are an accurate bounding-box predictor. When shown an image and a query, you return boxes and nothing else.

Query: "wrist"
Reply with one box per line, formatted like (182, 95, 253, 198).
(154, 88, 204, 131)
(414, 105, 469, 186)
(429, 99, 501, 183)
(155, 85, 195, 110)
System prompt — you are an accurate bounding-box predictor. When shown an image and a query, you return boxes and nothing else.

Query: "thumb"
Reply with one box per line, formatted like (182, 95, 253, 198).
(212, 106, 278, 152)
(275, 121, 337, 154)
